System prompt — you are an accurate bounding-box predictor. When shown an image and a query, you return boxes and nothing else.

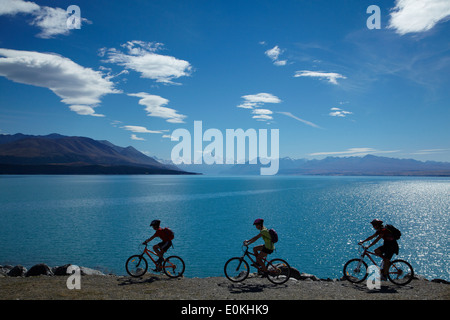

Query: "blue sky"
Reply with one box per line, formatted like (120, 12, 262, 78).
(0, 0, 449, 162)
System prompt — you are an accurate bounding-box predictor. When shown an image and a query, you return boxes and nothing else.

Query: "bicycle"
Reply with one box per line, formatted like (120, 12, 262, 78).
(224, 245, 291, 285)
(343, 243, 414, 285)
(125, 243, 185, 278)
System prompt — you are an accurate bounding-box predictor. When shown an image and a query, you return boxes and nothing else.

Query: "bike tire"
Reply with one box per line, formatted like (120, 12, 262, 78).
(163, 255, 185, 278)
(266, 258, 291, 285)
(224, 257, 250, 282)
(343, 258, 368, 283)
(125, 255, 148, 277)
(388, 259, 414, 285)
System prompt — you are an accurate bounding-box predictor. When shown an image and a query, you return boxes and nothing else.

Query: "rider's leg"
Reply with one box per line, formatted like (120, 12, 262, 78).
(254, 246, 268, 272)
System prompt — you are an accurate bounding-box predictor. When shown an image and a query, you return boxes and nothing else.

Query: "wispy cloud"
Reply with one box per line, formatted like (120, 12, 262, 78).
(411, 148, 449, 155)
(388, 0, 450, 35)
(0, 0, 90, 38)
(294, 70, 346, 85)
(237, 93, 282, 121)
(309, 148, 400, 157)
(101, 41, 192, 85)
(128, 92, 187, 123)
(121, 125, 163, 134)
(131, 134, 145, 141)
(277, 111, 321, 129)
(265, 45, 287, 66)
(0, 48, 119, 116)
(329, 107, 352, 117)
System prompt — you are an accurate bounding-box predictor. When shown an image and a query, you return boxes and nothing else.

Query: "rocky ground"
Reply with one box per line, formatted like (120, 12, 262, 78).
(1, 263, 448, 300)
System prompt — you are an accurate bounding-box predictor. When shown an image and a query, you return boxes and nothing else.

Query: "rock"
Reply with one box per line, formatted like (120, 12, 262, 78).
(80, 266, 105, 276)
(288, 267, 302, 280)
(0, 265, 13, 276)
(52, 264, 72, 276)
(26, 263, 54, 277)
(7, 265, 27, 277)
(299, 272, 320, 281)
(431, 279, 449, 285)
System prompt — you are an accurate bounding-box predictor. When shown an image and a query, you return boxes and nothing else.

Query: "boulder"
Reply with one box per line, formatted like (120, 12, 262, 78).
(52, 264, 72, 276)
(26, 263, 54, 277)
(7, 265, 27, 277)
(80, 266, 105, 276)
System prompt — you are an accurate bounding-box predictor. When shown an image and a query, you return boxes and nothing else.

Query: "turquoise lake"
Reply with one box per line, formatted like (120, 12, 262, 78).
(0, 175, 448, 280)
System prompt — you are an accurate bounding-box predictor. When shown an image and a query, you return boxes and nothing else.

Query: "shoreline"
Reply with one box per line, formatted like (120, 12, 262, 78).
(1, 263, 448, 300)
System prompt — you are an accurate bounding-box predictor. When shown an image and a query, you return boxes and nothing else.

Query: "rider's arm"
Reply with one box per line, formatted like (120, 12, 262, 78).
(143, 233, 157, 244)
(359, 232, 377, 244)
(244, 234, 261, 246)
(367, 235, 382, 248)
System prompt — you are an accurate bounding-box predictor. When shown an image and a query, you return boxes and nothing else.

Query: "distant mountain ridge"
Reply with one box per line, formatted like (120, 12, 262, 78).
(175, 155, 450, 176)
(0, 133, 192, 175)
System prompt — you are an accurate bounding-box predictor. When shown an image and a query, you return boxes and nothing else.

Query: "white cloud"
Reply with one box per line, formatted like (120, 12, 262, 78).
(131, 134, 145, 141)
(103, 41, 192, 84)
(252, 108, 273, 120)
(128, 92, 187, 123)
(122, 125, 163, 134)
(237, 93, 281, 122)
(0, 0, 89, 38)
(0, 48, 119, 116)
(294, 70, 346, 85)
(277, 111, 321, 129)
(329, 107, 353, 117)
(309, 148, 400, 157)
(0, 0, 39, 15)
(265, 45, 287, 66)
(388, 0, 450, 35)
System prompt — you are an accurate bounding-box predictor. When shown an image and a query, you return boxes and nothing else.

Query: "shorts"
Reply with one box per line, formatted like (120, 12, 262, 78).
(157, 240, 172, 252)
(262, 246, 274, 254)
(378, 240, 399, 260)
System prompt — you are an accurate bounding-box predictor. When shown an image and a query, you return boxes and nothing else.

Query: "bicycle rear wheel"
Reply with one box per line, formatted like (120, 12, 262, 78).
(224, 257, 249, 282)
(266, 258, 291, 285)
(163, 255, 185, 278)
(125, 255, 148, 277)
(388, 259, 414, 285)
(343, 258, 368, 283)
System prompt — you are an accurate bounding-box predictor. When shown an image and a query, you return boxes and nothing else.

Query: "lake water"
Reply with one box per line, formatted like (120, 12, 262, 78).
(0, 175, 448, 280)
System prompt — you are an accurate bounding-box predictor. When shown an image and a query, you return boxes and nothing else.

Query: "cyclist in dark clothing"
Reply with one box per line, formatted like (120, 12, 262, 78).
(359, 219, 399, 279)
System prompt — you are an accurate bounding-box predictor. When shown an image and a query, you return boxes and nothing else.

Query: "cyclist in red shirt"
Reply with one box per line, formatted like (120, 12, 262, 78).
(143, 220, 173, 270)
(359, 219, 399, 279)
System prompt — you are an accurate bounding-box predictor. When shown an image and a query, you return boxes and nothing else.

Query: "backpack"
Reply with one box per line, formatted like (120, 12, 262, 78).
(269, 228, 278, 243)
(163, 227, 174, 241)
(385, 224, 401, 240)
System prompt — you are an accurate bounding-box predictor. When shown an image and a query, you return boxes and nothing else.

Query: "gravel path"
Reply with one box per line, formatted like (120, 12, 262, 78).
(1, 273, 448, 300)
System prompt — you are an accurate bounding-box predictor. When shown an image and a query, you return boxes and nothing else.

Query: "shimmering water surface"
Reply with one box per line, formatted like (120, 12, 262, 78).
(0, 175, 448, 280)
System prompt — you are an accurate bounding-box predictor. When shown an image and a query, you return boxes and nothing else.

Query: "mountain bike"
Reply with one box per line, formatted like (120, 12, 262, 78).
(224, 244, 291, 285)
(125, 243, 185, 278)
(343, 243, 414, 285)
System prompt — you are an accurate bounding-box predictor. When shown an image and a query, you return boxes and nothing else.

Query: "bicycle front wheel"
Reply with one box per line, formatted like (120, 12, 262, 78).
(388, 259, 414, 285)
(267, 258, 291, 285)
(163, 256, 185, 278)
(125, 255, 148, 277)
(343, 258, 368, 283)
(224, 257, 249, 282)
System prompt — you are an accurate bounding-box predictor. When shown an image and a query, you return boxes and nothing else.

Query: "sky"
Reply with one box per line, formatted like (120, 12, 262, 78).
(0, 0, 449, 162)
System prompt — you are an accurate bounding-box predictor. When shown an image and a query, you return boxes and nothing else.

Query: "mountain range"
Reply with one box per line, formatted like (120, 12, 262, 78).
(0, 133, 191, 175)
(1, 133, 449, 176)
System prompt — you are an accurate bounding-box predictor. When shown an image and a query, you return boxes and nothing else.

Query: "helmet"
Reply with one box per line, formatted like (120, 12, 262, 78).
(253, 218, 264, 225)
(150, 219, 160, 227)
(370, 219, 383, 226)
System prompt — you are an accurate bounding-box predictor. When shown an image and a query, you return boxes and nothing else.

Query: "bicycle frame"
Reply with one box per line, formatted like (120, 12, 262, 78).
(239, 245, 268, 270)
(357, 246, 380, 267)
(141, 246, 162, 266)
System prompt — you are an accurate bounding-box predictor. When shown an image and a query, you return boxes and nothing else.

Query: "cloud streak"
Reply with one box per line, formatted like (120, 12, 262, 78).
(277, 111, 321, 129)
(0, 48, 119, 116)
(128, 92, 187, 123)
(237, 93, 282, 121)
(102, 41, 192, 84)
(294, 70, 346, 85)
(309, 148, 400, 157)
